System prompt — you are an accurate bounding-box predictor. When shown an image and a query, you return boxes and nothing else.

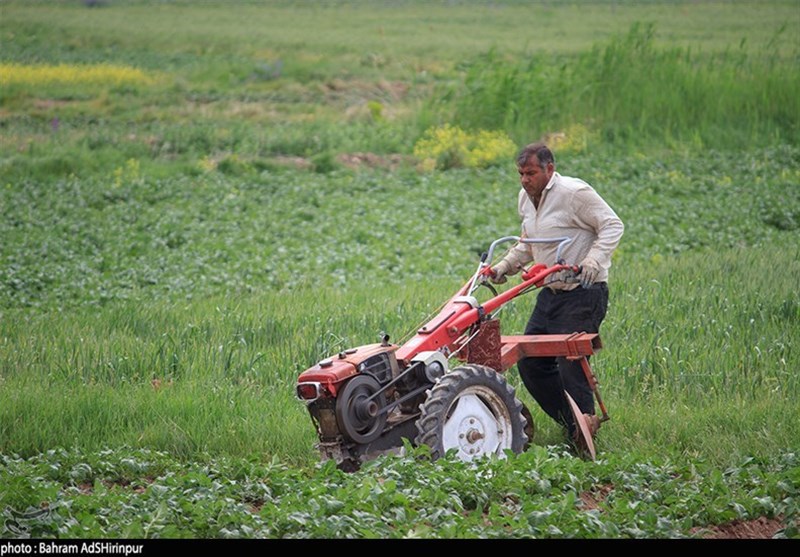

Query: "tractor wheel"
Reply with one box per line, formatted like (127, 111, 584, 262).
(521, 403, 535, 450)
(415, 364, 528, 461)
(335, 375, 387, 444)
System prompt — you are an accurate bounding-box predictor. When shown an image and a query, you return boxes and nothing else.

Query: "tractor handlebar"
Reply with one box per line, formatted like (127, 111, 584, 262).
(469, 236, 574, 295)
(482, 235, 573, 266)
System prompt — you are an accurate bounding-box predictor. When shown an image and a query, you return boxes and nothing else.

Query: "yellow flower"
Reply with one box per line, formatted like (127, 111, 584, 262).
(112, 158, 141, 187)
(413, 125, 516, 171)
(547, 124, 594, 154)
(198, 155, 217, 173)
(0, 63, 153, 87)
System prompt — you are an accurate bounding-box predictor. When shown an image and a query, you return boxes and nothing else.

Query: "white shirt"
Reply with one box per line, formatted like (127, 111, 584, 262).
(498, 171, 624, 290)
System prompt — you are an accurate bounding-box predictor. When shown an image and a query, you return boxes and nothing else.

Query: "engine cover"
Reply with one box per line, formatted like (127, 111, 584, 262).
(296, 343, 399, 400)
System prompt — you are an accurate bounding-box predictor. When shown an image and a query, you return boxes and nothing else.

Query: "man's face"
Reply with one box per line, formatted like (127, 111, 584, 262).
(518, 156, 553, 198)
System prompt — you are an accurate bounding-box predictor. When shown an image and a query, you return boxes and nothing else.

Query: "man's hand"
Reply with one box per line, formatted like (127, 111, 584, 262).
(578, 257, 600, 289)
(480, 264, 508, 284)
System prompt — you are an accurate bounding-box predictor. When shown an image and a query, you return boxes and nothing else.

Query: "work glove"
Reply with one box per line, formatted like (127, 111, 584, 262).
(481, 260, 510, 284)
(489, 261, 508, 284)
(578, 257, 600, 289)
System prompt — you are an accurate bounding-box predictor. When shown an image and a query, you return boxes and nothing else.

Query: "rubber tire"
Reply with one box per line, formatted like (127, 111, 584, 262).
(520, 403, 535, 451)
(415, 364, 528, 461)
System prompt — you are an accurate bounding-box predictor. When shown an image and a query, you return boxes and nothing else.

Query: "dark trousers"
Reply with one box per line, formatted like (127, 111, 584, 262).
(517, 282, 608, 437)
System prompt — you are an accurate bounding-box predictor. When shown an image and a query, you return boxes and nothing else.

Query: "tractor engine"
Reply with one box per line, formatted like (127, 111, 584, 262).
(295, 341, 445, 468)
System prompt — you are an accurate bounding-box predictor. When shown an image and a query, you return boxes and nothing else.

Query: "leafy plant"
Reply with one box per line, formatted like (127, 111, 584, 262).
(1, 447, 796, 539)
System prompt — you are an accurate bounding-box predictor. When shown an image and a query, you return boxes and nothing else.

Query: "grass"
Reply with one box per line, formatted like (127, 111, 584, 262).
(433, 21, 799, 148)
(1, 0, 799, 539)
(4, 1, 799, 68)
(1, 241, 798, 468)
(1, 0, 798, 182)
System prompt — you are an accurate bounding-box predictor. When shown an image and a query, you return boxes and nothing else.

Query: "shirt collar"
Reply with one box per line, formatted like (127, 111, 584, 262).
(522, 171, 561, 206)
(545, 171, 560, 191)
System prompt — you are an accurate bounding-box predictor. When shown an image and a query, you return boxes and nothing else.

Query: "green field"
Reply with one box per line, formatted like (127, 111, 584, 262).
(1, 0, 799, 539)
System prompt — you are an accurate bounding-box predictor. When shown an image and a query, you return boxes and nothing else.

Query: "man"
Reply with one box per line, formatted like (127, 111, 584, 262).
(485, 142, 624, 447)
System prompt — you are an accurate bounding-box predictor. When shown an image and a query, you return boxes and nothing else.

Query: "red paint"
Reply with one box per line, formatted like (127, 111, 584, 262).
(297, 343, 398, 397)
(396, 264, 579, 363)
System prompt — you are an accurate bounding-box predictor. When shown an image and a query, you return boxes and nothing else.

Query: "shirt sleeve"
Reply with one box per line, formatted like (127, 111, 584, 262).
(572, 187, 624, 269)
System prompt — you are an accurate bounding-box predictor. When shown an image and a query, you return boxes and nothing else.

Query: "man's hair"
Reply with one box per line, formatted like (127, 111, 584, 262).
(516, 143, 555, 169)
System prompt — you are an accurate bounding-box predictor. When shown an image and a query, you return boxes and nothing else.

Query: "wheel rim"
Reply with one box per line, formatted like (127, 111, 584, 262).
(441, 385, 514, 460)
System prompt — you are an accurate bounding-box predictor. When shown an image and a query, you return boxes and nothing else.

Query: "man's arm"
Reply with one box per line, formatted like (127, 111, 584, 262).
(490, 237, 534, 282)
(572, 188, 624, 287)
